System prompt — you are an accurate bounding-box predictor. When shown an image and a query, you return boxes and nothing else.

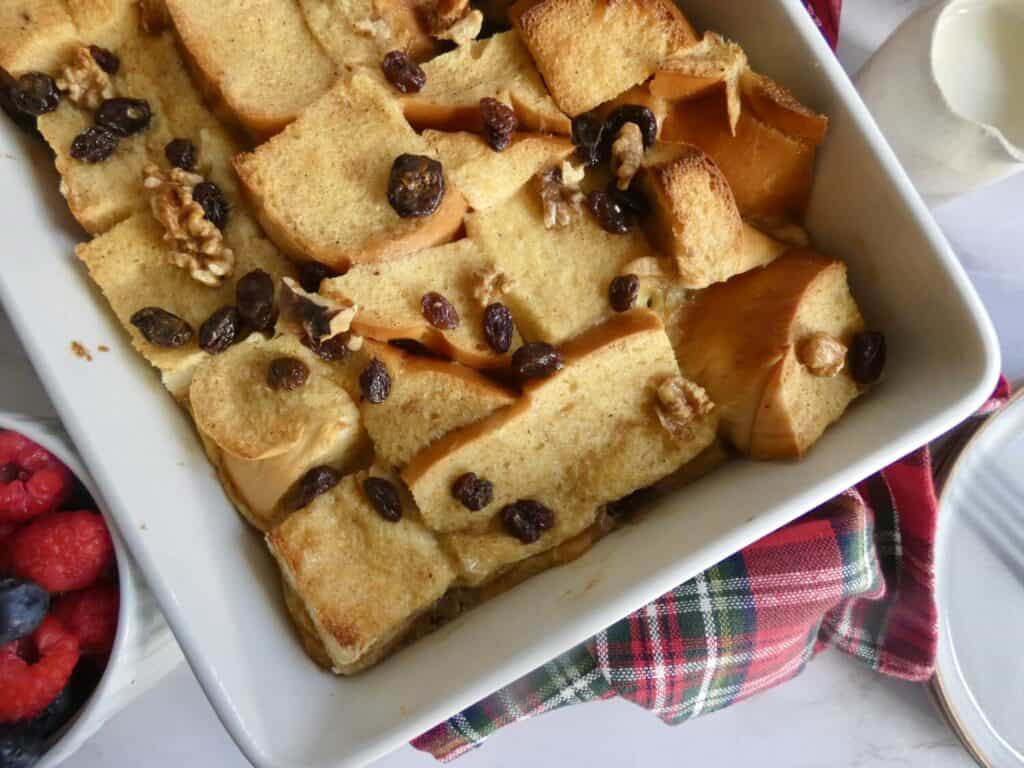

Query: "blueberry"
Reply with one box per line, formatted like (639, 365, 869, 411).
(0, 578, 50, 645)
(0, 687, 75, 768)
(28, 687, 75, 740)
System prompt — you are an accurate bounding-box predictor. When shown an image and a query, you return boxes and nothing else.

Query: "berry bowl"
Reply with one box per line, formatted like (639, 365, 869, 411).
(0, 413, 180, 768)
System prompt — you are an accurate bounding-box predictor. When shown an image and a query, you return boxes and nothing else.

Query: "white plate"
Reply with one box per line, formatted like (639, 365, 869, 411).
(934, 392, 1024, 767)
(0, 1, 1001, 766)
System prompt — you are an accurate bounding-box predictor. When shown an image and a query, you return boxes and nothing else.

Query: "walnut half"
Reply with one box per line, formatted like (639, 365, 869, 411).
(611, 122, 644, 191)
(56, 47, 115, 110)
(534, 164, 585, 230)
(797, 332, 847, 378)
(656, 376, 714, 439)
(143, 164, 235, 287)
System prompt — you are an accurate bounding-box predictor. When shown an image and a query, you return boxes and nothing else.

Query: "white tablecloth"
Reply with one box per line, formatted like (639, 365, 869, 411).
(6, 1, 1020, 765)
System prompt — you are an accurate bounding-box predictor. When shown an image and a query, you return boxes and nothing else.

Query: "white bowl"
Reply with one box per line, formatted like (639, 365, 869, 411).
(0, 414, 181, 768)
(0, 0, 1002, 766)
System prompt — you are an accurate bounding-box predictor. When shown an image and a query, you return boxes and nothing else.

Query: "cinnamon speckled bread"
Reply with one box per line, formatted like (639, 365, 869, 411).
(510, 0, 696, 116)
(465, 186, 656, 344)
(190, 334, 370, 529)
(234, 73, 467, 271)
(424, 130, 574, 211)
(298, 0, 435, 67)
(403, 311, 718, 539)
(75, 213, 293, 399)
(267, 470, 457, 674)
(674, 250, 865, 459)
(358, 341, 516, 468)
(662, 91, 817, 223)
(401, 31, 570, 134)
(321, 239, 524, 368)
(165, 0, 337, 138)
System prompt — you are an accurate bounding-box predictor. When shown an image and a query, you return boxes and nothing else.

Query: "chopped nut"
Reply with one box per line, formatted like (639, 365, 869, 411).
(798, 332, 847, 378)
(656, 376, 714, 439)
(143, 163, 235, 287)
(346, 334, 365, 352)
(661, 32, 747, 135)
(611, 122, 644, 191)
(280, 277, 357, 342)
(473, 267, 515, 307)
(534, 166, 585, 230)
(354, 17, 393, 47)
(559, 159, 586, 188)
(56, 46, 115, 110)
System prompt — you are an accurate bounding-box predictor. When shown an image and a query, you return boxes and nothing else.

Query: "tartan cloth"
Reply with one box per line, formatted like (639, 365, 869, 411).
(413, 376, 1012, 761)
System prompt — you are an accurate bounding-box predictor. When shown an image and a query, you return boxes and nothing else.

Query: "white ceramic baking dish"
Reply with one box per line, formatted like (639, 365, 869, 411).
(0, 0, 1000, 765)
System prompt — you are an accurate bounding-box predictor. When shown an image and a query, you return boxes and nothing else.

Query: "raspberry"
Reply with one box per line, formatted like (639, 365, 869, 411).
(0, 432, 74, 524)
(10, 512, 114, 593)
(0, 616, 79, 722)
(52, 585, 119, 659)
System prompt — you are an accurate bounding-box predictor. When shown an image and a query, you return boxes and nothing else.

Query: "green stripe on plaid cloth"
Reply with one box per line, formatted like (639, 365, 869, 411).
(413, 377, 1012, 761)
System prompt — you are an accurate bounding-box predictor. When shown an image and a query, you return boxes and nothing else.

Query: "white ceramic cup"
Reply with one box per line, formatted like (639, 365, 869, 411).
(0, 413, 182, 768)
(855, 0, 1024, 205)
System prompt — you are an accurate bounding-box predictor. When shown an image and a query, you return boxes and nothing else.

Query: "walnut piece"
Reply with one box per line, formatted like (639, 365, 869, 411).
(656, 376, 714, 439)
(534, 166, 585, 230)
(798, 332, 847, 378)
(612, 122, 644, 191)
(143, 164, 235, 287)
(56, 47, 115, 110)
(473, 267, 515, 306)
(346, 334, 365, 352)
(661, 32, 747, 135)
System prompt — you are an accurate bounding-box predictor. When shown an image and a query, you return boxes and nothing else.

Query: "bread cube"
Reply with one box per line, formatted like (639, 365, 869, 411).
(740, 70, 829, 146)
(299, 0, 435, 67)
(267, 471, 457, 674)
(0, 1, 78, 76)
(674, 250, 866, 459)
(510, 0, 696, 116)
(234, 73, 467, 272)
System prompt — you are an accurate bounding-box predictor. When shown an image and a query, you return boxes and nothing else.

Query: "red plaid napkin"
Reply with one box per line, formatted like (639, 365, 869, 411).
(409, 4, 1015, 760)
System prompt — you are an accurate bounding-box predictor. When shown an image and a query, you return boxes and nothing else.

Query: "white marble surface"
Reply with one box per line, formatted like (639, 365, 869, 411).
(7, 1, 1022, 766)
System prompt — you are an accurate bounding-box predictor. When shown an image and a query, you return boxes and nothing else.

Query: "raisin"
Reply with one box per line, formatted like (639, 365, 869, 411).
(511, 342, 564, 380)
(381, 50, 426, 94)
(164, 138, 196, 171)
(192, 181, 229, 229)
(0, 75, 42, 137)
(364, 477, 402, 522)
(482, 302, 514, 354)
(360, 358, 391, 404)
(96, 97, 151, 137)
(267, 357, 309, 391)
(296, 261, 334, 293)
(609, 274, 639, 312)
(602, 105, 657, 159)
(10, 73, 60, 117)
(287, 466, 341, 511)
(387, 154, 445, 218)
(198, 306, 241, 355)
(479, 97, 516, 152)
(849, 331, 887, 385)
(452, 473, 493, 511)
(586, 190, 634, 234)
(130, 307, 193, 348)
(501, 500, 554, 543)
(421, 292, 460, 330)
(571, 113, 605, 167)
(88, 46, 120, 75)
(235, 269, 276, 331)
(301, 333, 349, 362)
(608, 181, 649, 217)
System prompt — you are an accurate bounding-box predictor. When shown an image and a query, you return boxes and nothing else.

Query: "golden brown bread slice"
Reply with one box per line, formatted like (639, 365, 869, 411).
(674, 250, 865, 459)
(638, 142, 788, 288)
(424, 130, 574, 211)
(321, 239, 524, 368)
(403, 311, 717, 545)
(76, 212, 294, 399)
(510, 0, 697, 116)
(739, 70, 829, 146)
(267, 470, 457, 674)
(298, 0, 436, 66)
(465, 186, 656, 344)
(164, 0, 337, 138)
(661, 91, 817, 223)
(234, 72, 467, 272)
(358, 340, 516, 469)
(401, 30, 570, 134)
(190, 334, 370, 529)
